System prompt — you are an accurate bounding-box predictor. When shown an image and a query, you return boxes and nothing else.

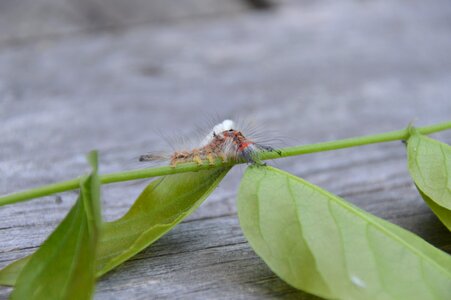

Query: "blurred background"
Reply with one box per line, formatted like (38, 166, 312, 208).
(1, 0, 451, 299)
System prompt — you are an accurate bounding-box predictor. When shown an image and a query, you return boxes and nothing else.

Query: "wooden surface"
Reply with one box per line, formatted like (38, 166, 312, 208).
(1, 0, 451, 299)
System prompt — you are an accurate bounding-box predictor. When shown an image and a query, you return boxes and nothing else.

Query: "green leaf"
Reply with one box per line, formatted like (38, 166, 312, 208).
(419, 188, 451, 231)
(0, 167, 230, 285)
(407, 129, 451, 229)
(238, 166, 451, 300)
(0, 257, 30, 286)
(96, 167, 230, 276)
(9, 151, 102, 300)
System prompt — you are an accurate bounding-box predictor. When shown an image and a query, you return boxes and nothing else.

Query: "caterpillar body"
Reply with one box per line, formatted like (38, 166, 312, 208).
(139, 120, 280, 167)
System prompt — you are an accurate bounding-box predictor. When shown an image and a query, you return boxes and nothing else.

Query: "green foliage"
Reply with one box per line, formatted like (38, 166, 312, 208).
(9, 152, 101, 300)
(0, 167, 230, 287)
(0, 257, 29, 287)
(420, 189, 451, 230)
(407, 129, 451, 230)
(96, 167, 230, 276)
(237, 166, 451, 300)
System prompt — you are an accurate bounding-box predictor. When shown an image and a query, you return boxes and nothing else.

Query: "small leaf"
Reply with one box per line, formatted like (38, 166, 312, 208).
(0, 257, 30, 286)
(96, 167, 230, 275)
(0, 167, 230, 285)
(407, 129, 451, 208)
(9, 151, 102, 300)
(238, 166, 451, 300)
(407, 129, 451, 229)
(419, 188, 451, 231)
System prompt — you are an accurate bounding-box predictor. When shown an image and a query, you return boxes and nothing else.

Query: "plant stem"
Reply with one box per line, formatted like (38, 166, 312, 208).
(1, 121, 450, 206)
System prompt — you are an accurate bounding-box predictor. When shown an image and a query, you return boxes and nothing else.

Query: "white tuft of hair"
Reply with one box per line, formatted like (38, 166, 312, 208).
(200, 119, 235, 146)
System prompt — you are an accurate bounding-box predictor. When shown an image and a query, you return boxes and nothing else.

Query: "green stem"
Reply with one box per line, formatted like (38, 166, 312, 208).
(1, 121, 450, 206)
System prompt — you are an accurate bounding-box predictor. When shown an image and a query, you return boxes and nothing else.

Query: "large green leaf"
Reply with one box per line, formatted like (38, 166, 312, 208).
(238, 166, 451, 300)
(0, 167, 230, 285)
(407, 129, 451, 229)
(9, 151, 102, 300)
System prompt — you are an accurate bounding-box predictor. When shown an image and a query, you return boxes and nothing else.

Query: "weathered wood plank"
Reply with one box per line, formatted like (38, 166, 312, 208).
(1, 0, 451, 298)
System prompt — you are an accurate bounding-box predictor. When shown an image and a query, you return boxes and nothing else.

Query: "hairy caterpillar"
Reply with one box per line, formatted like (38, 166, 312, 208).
(139, 120, 280, 167)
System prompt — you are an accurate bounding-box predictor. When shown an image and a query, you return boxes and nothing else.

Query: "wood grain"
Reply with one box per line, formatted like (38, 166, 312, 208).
(1, 0, 451, 298)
